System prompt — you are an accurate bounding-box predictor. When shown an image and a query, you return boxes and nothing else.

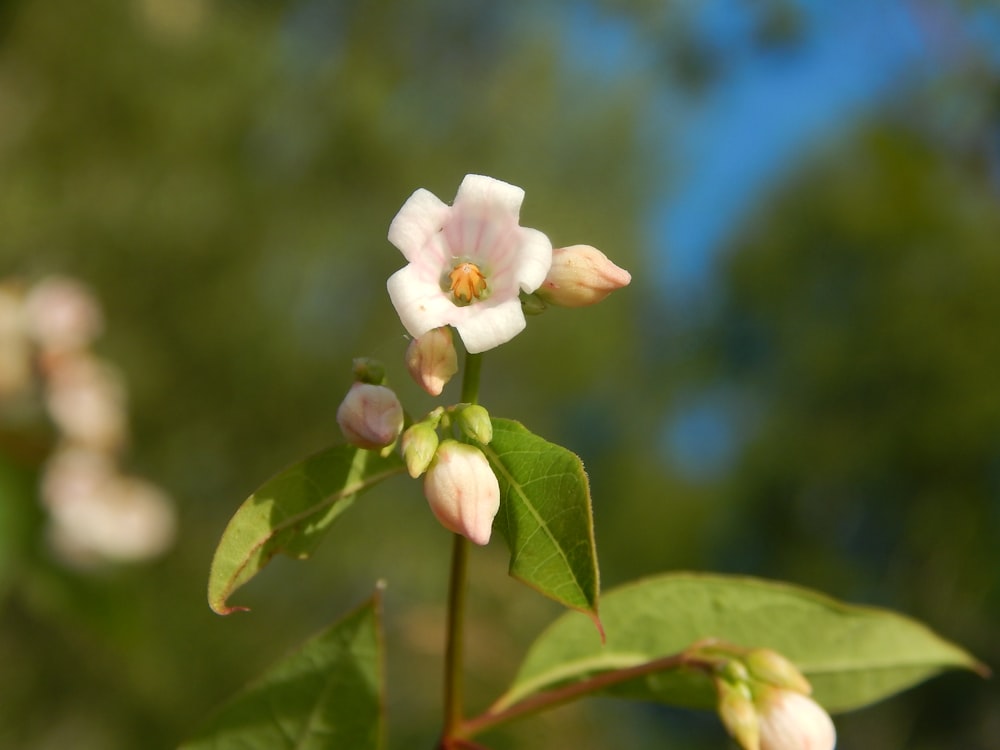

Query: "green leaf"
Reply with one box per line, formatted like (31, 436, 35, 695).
(208, 445, 405, 615)
(498, 572, 984, 714)
(182, 591, 385, 750)
(481, 418, 600, 621)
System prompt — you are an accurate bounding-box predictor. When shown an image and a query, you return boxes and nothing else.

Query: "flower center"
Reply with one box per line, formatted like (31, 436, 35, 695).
(448, 262, 488, 305)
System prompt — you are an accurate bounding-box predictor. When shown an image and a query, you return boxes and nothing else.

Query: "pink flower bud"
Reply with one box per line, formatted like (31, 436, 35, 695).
(336, 383, 404, 450)
(756, 689, 836, 750)
(423, 440, 500, 545)
(405, 327, 458, 396)
(537, 245, 631, 308)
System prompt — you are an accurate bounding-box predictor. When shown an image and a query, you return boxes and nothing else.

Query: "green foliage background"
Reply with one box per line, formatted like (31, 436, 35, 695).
(0, 1, 997, 748)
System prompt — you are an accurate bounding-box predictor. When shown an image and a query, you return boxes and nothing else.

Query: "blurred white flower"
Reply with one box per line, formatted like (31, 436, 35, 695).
(386, 174, 552, 354)
(44, 354, 128, 452)
(23, 276, 104, 354)
(42, 448, 176, 566)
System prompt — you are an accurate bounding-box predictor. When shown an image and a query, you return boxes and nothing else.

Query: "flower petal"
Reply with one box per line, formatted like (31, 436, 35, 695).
(387, 265, 458, 339)
(454, 174, 524, 218)
(453, 297, 526, 354)
(514, 227, 553, 292)
(388, 188, 450, 263)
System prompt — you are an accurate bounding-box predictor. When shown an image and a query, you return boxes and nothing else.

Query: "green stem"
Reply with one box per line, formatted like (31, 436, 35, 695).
(442, 533, 470, 736)
(460, 352, 482, 405)
(456, 652, 715, 740)
(441, 349, 483, 742)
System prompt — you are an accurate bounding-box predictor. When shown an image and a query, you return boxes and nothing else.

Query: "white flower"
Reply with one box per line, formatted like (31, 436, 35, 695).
(386, 174, 552, 354)
(423, 440, 500, 545)
(757, 689, 836, 750)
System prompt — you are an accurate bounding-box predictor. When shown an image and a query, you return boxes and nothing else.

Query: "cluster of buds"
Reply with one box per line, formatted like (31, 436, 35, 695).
(336, 362, 500, 546)
(0, 276, 176, 568)
(714, 647, 836, 750)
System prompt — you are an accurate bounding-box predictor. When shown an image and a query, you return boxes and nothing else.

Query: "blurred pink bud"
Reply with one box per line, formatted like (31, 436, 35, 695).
(405, 327, 458, 396)
(756, 689, 836, 750)
(23, 276, 104, 353)
(336, 382, 404, 449)
(537, 245, 631, 308)
(423, 440, 500, 545)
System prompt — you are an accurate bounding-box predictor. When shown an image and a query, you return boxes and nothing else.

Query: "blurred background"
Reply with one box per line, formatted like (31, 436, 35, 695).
(1, 0, 998, 748)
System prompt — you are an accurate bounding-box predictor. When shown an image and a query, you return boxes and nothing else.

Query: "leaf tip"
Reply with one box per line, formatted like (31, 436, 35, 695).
(589, 610, 606, 644)
(210, 600, 251, 616)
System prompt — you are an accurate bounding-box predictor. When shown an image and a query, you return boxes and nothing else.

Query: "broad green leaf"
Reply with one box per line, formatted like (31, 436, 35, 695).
(498, 572, 983, 714)
(208, 445, 405, 615)
(481, 418, 600, 620)
(182, 592, 385, 750)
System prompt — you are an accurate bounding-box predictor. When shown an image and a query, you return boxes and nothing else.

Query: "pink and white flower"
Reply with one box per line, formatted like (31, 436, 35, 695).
(386, 174, 552, 354)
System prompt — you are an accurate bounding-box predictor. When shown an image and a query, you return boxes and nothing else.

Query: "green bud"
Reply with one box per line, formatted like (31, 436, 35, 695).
(720, 658, 751, 685)
(456, 404, 493, 444)
(401, 422, 439, 478)
(716, 678, 760, 750)
(744, 649, 812, 695)
(519, 290, 547, 315)
(351, 357, 386, 385)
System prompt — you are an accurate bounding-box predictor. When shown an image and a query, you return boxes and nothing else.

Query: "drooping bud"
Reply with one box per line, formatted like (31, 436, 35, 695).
(716, 679, 760, 750)
(536, 245, 631, 308)
(745, 649, 812, 695)
(336, 382, 404, 450)
(423, 440, 500, 545)
(405, 327, 458, 396)
(755, 688, 836, 750)
(401, 421, 439, 478)
(455, 403, 492, 445)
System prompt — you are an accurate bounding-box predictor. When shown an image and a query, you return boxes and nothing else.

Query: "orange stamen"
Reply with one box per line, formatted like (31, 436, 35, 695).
(448, 262, 488, 303)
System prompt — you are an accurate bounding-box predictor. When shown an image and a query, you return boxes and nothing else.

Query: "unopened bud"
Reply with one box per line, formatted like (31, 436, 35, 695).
(519, 291, 547, 315)
(423, 440, 500, 545)
(755, 688, 836, 750)
(716, 679, 760, 750)
(405, 327, 458, 396)
(745, 649, 812, 695)
(336, 383, 404, 450)
(351, 357, 386, 385)
(401, 421, 439, 478)
(537, 245, 631, 308)
(455, 404, 492, 445)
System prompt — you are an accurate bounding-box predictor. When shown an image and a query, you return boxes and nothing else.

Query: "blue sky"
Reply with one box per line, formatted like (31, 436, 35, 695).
(651, 0, 932, 303)
(561, 0, 967, 479)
